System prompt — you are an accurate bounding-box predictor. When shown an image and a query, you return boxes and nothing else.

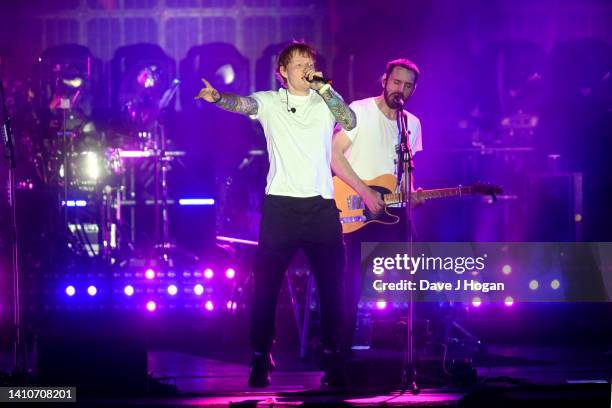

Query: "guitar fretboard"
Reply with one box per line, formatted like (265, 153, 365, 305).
(384, 186, 472, 205)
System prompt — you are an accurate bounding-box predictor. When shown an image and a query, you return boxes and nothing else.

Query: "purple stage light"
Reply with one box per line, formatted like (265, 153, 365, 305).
(146, 300, 157, 312)
(178, 198, 215, 206)
(225, 268, 236, 279)
(87, 285, 97, 296)
(194, 284, 204, 296)
(550, 279, 561, 290)
(502, 264, 512, 275)
(145, 268, 156, 280)
(204, 268, 214, 279)
(124, 285, 135, 296)
(376, 300, 387, 310)
(167, 284, 178, 296)
(529, 280, 539, 290)
(205, 300, 214, 311)
(472, 297, 482, 307)
(504, 296, 514, 306)
(65, 285, 76, 297)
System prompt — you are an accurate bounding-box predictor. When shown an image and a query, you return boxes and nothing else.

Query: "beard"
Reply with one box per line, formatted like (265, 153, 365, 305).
(384, 88, 404, 109)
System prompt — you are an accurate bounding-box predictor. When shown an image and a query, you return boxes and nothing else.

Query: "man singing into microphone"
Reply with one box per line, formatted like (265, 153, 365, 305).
(196, 41, 356, 388)
(331, 58, 422, 353)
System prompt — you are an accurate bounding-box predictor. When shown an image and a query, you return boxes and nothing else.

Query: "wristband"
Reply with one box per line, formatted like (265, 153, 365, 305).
(317, 83, 331, 95)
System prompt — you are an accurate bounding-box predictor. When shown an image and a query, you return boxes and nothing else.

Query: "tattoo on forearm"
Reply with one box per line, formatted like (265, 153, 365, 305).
(320, 89, 357, 130)
(216, 93, 258, 115)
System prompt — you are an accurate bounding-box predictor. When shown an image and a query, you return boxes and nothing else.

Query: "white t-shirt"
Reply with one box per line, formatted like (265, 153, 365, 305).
(344, 97, 422, 181)
(250, 88, 337, 199)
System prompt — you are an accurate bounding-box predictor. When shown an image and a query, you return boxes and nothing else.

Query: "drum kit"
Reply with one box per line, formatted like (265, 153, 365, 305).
(6, 52, 187, 266)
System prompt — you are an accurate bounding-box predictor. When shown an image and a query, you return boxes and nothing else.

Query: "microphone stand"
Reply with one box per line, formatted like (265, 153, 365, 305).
(0, 74, 26, 378)
(395, 103, 418, 394)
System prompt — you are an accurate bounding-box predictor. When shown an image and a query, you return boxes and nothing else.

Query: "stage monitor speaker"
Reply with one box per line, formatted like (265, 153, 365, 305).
(37, 323, 148, 397)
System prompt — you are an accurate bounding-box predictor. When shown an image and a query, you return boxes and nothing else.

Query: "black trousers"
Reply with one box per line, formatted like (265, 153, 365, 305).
(250, 194, 345, 354)
(342, 207, 412, 351)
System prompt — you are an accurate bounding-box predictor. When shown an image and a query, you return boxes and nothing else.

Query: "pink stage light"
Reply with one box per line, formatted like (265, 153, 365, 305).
(145, 268, 156, 280)
(205, 300, 214, 311)
(146, 300, 157, 312)
(504, 296, 514, 306)
(472, 297, 482, 307)
(225, 268, 236, 279)
(167, 284, 178, 296)
(193, 284, 204, 296)
(204, 268, 214, 279)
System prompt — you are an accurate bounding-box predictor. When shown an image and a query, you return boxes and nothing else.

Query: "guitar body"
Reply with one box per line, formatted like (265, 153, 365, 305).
(333, 174, 502, 234)
(333, 174, 400, 234)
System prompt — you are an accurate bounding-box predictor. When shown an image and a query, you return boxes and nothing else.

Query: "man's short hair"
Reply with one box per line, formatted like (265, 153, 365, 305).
(275, 41, 317, 86)
(384, 58, 420, 84)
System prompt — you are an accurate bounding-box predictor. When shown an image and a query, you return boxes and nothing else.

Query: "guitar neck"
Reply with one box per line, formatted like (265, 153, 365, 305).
(384, 186, 472, 205)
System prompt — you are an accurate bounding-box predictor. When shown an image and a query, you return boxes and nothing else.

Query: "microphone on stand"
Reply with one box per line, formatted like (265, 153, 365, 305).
(392, 94, 405, 109)
(159, 78, 181, 109)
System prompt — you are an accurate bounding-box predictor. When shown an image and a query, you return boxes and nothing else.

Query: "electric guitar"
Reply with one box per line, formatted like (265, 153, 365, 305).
(333, 174, 503, 234)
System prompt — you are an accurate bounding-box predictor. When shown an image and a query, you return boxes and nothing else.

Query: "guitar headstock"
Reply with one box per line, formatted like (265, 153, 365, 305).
(469, 182, 503, 198)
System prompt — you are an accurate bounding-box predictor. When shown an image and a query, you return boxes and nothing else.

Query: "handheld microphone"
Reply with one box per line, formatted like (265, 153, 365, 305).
(305, 75, 330, 84)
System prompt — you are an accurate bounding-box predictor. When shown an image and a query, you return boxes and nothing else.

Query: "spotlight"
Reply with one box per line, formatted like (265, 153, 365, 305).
(225, 268, 236, 279)
(146, 300, 157, 312)
(124, 285, 135, 296)
(83, 151, 100, 180)
(502, 264, 512, 275)
(376, 300, 387, 310)
(204, 268, 214, 279)
(550, 279, 560, 290)
(194, 284, 204, 296)
(65, 285, 76, 297)
(87, 285, 97, 296)
(167, 284, 178, 296)
(472, 297, 482, 307)
(529, 280, 539, 290)
(504, 296, 514, 306)
(145, 268, 155, 280)
(205, 300, 214, 311)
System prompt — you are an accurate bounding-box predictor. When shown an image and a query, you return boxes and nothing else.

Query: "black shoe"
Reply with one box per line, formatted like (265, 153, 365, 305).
(320, 350, 347, 388)
(320, 371, 347, 388)
(248, 352, 274, 388)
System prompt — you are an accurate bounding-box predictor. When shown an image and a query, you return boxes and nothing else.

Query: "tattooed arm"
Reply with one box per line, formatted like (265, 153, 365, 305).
(318, 86, 357, 131)
(195, 78, 258, 115)
(215, 93, 258, 115)
(302, 69, 356, 131)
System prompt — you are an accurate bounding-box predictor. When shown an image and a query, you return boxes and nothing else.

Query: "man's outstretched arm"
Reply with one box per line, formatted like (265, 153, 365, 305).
(195, 78, 258, 115)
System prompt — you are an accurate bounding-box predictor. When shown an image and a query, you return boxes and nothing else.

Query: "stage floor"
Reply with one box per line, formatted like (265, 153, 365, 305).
(1, 345, 610, 406)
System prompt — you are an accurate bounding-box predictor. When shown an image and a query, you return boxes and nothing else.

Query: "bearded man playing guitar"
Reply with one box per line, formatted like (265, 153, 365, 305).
(331, 58, 423, 353)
